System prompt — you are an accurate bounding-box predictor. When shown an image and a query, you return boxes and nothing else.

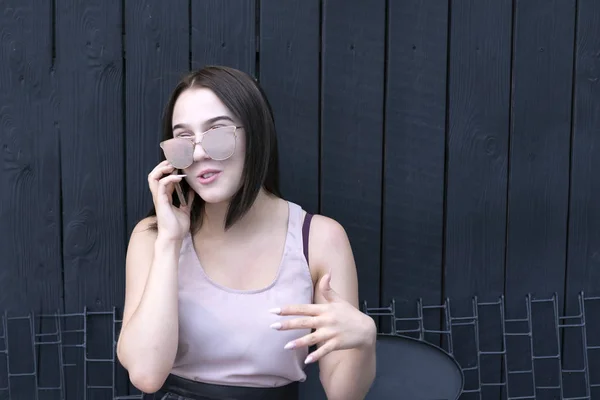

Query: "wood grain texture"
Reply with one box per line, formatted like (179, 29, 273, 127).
(444, 0, 512, 396)
(565, 0, 600, 307)
(55, 2, 126, 396)
(55, 0, 125, 311)
(504, 1, 575, 396)
(381, 0, 448, 340)
(191, 0, 256, 76)
(125, 0, 189, 237)
(445, 0, 511, 302)
(505, 0, 574, 306)
(0, 0, 62, 313)
(321, 0, 385, 306)
(0, 0, 63, 317)
(0, 1, 63, 395)
(564, 0, 600, 397)
(259, 0, 320, 214)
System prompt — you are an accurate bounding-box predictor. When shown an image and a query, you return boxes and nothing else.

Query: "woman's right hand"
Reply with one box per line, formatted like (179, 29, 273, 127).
(148, 160, 195, 241)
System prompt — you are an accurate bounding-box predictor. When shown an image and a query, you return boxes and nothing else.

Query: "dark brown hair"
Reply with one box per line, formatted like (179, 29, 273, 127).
(147, 66, 280, 232)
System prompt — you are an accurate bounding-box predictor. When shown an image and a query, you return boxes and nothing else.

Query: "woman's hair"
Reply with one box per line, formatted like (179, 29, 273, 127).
(147, 65, 281, 232)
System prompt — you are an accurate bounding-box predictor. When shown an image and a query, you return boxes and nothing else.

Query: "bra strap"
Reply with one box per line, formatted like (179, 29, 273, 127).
(302, 212, 313, 264)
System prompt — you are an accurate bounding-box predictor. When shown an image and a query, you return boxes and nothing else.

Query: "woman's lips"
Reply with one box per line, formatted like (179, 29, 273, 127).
(197, 170, 221, 185)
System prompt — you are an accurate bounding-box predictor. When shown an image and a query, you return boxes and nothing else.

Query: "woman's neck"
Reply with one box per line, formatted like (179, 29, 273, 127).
(201, 189, 278, 238)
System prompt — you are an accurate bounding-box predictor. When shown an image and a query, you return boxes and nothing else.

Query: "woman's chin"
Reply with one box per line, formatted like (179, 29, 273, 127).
(192, 186, 232, 205)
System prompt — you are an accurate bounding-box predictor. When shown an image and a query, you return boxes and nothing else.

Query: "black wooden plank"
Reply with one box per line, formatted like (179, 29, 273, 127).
(259, 0, 320, 214)
(566, 1, 600, 297)
(321, 0, 385, 307)
(504, 1, 575, 398)
(381, 0, 448, 343)
(125, 0, 189, 238)
(505, 0, 574, 306)
(444, 0, 512, 397)
(55, 0, 125, 311)
(55, 1, 125, 398)
(0, 2, 63, 398)
(564, 1, 600, 398)
(0, 0, 62, 313)
(191, 0, 256, 76)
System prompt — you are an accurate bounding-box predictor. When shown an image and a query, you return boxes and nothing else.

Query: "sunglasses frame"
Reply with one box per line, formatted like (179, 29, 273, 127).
(160, 125, 243, 169)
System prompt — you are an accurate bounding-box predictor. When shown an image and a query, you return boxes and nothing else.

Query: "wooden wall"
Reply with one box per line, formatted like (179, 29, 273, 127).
(2, 0, 600, 398)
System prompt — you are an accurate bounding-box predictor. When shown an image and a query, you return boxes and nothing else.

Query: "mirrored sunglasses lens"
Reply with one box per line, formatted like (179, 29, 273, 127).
(161, 139, 193, 169)
(203, 127, 236, 160)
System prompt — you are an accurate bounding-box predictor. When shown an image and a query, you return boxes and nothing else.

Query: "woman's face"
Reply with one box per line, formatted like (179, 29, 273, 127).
(171, 87, 246, 204)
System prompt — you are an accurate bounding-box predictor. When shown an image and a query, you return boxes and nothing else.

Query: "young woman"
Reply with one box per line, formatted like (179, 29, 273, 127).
(116, 66, 376, 400)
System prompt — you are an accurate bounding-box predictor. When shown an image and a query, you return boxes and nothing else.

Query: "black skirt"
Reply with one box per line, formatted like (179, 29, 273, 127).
(143, 373, 300, 400)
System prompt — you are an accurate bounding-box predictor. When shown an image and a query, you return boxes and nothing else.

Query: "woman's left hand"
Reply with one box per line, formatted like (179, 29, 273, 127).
(269, 273, 377, 364)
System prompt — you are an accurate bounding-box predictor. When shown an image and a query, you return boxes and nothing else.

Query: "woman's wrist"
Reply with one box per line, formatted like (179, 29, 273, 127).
(155, 234, 183, 253)
(359, 314, 377, 349)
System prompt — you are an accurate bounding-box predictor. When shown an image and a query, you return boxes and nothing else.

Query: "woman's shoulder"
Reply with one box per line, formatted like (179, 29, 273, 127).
(308, 214, 349, 251)
(284, 197, 348, 246)
(301, 210, 354, 277)
(128, 216, 160, 249)
(131, 216, 158, 235)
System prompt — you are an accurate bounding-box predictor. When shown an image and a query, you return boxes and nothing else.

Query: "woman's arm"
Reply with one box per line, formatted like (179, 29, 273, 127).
(116, 217, 181, 394)
(310, 216, 377, 400)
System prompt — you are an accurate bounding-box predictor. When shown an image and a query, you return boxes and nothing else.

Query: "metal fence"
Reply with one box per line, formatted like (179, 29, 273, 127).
(364, 293, 600, 400)
(2, 293, 600, 399)
(0, 308, 137, 400)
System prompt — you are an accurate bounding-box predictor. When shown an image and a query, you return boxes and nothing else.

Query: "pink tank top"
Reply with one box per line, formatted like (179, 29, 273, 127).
(170, 201, 315, 388)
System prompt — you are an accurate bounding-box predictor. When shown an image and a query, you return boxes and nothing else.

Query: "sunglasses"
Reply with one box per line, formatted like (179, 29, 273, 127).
(159, 125, 241, 206)
(160, 125, 241, 169)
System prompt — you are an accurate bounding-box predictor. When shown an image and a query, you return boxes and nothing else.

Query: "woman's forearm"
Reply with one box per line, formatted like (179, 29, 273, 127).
(321, 328, 377, 400)
(117, 237, 182, 393)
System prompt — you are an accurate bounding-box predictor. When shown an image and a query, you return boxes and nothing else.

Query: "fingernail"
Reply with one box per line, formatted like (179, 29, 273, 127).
(304, 355, 313, 364)
(269, 308, 281, 315)
(270, 322, 282, 330)
(284, 341, 295, 350)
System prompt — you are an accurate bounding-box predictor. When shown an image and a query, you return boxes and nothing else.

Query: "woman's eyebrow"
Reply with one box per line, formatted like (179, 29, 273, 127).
(172, 116, 235, 131)
(204, 115, 235, 125)
(172, 123, 191, 131)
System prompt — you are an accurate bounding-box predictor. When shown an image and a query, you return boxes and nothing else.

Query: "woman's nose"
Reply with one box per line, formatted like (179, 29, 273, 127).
(192, 139, 210, 161)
